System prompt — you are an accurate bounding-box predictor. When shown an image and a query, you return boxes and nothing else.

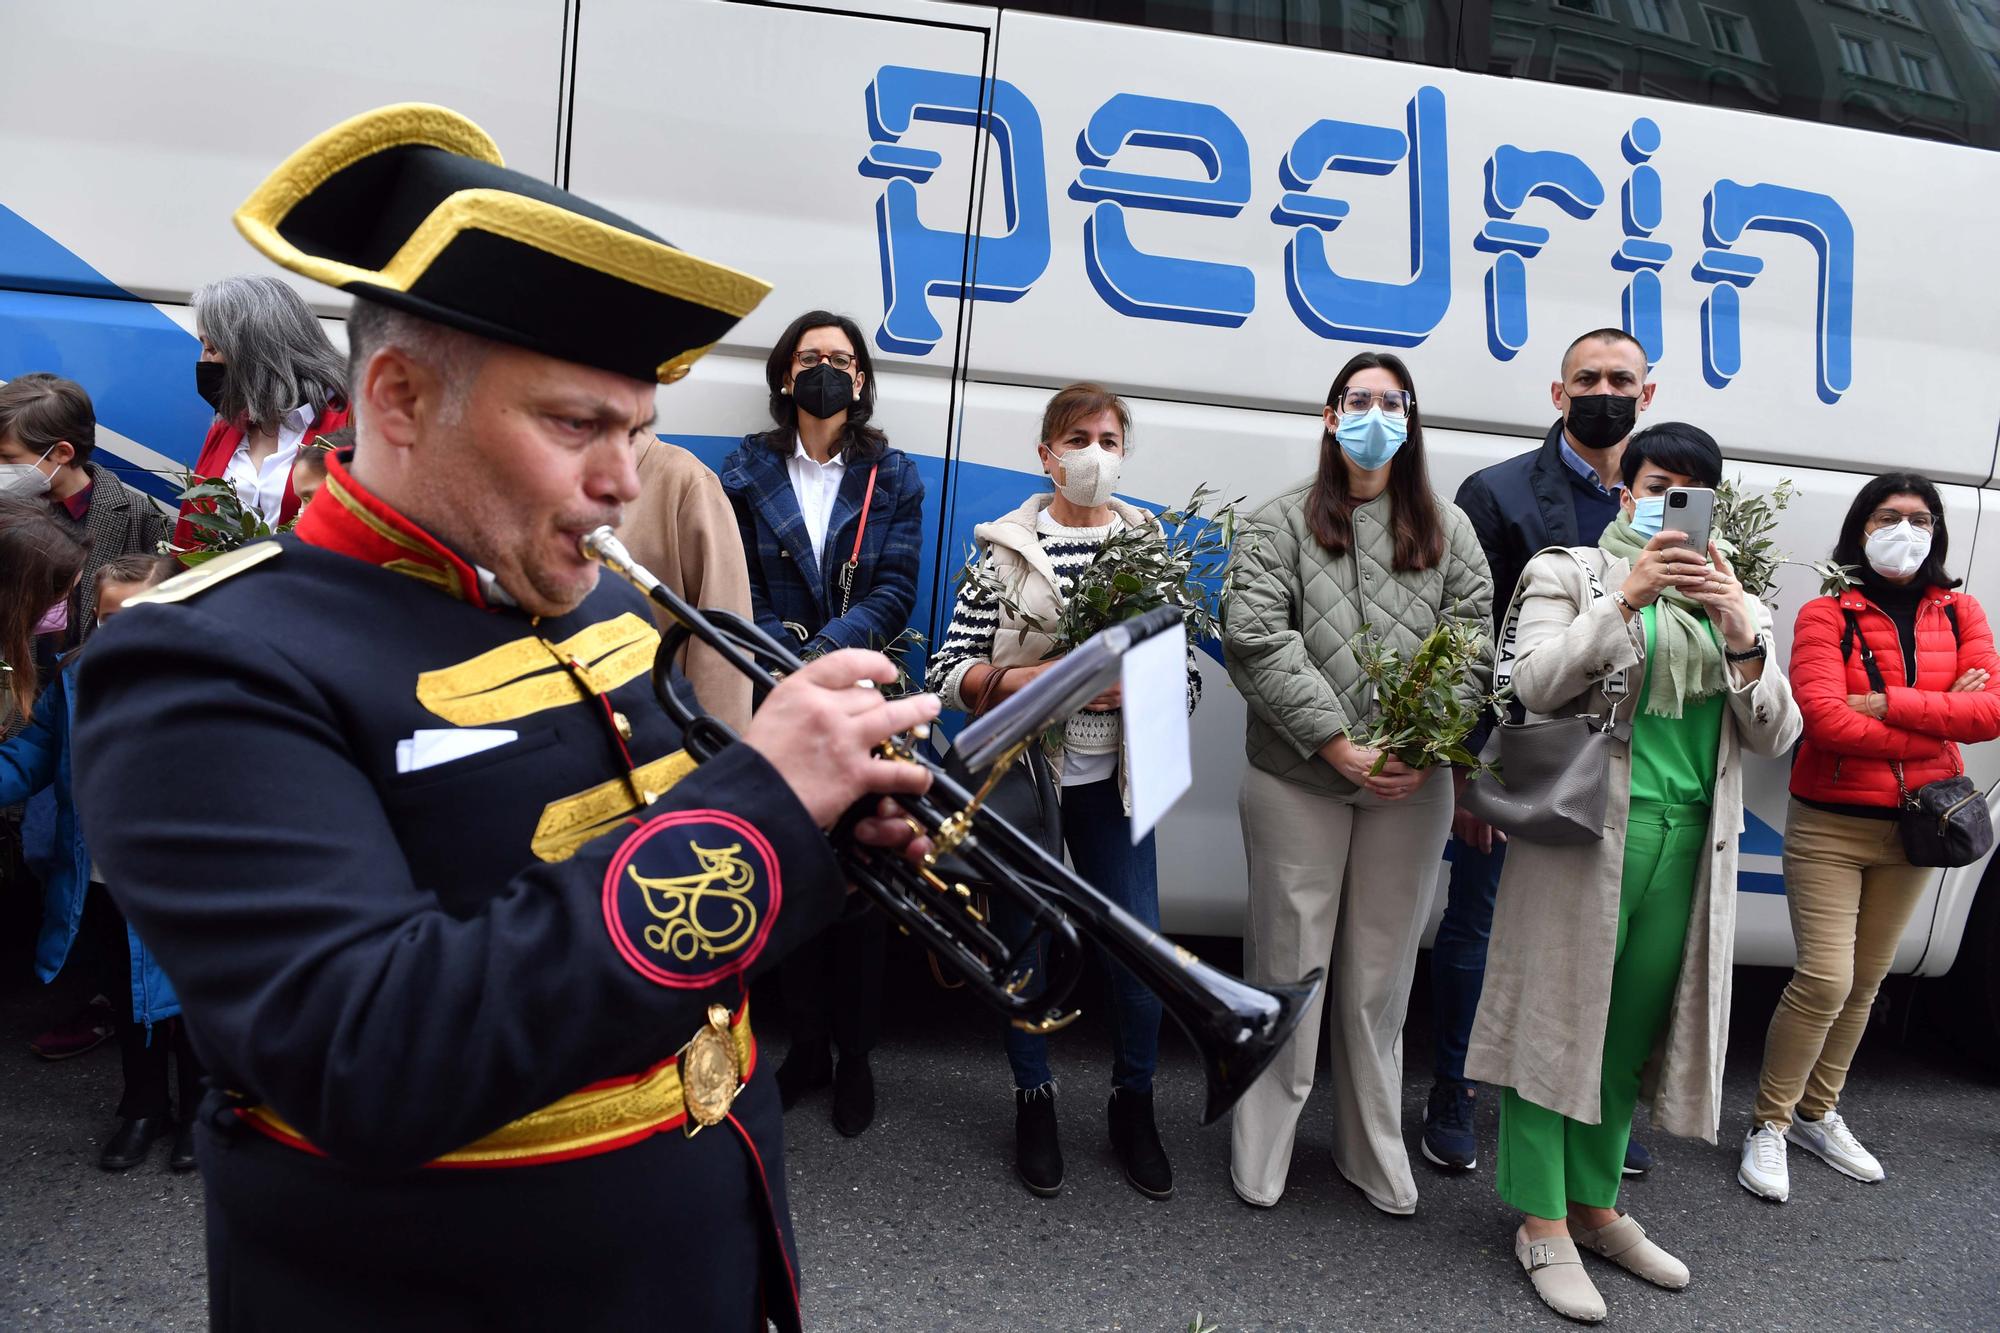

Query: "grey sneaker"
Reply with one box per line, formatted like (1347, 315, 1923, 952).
(1738, 1121, 1790, 1201)
(1788, 1110, 1884, 1183)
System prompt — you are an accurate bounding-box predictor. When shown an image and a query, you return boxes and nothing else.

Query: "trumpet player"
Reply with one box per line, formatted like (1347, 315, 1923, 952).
(72, 104, 937, 1333)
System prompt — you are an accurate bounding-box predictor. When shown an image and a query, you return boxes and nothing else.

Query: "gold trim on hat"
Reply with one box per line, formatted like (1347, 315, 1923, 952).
(234, 104, 771, 380)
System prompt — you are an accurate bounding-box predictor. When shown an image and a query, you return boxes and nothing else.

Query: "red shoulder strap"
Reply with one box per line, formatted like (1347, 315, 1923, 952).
(846, 463, 880, 570)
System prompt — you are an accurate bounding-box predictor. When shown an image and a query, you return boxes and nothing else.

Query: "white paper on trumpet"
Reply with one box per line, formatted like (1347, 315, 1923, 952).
(1120, 621, 1191, 844)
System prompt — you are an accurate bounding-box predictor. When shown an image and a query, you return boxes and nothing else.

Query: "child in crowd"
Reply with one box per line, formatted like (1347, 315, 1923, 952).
(289, 425, 348, 512)
(2, 550, 198, 1171)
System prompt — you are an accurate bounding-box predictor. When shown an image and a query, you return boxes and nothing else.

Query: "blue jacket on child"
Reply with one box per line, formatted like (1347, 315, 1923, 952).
(3, 658, 180, 1027)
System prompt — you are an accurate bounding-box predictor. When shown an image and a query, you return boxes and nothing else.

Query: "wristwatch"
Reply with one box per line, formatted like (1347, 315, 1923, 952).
(1725, 639, 1767, 663)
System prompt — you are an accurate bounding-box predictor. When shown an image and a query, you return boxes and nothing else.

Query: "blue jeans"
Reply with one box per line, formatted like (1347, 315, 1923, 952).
(1000, 776, 1162, 1093)
(1429, 834, 1506, 1091)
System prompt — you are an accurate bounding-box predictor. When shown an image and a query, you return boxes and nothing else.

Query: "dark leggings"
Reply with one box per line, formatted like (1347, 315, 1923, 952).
(82, 883, 203, 1121)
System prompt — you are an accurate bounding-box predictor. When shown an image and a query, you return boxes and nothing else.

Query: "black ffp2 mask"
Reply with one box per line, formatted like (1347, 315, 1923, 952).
(1564, 393, 1638, 450)
(195, 360, 227, 413)
(792, 363, 854, 420)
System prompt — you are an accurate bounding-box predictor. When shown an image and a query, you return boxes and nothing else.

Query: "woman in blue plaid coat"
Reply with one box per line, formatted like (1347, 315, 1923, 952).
(721, 310, 925, 1140)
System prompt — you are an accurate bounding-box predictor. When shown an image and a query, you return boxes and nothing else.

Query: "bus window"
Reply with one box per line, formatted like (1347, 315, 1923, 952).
(974, 2, 2000, 149)
(1457, 1, 1996, 149)
(976, 1, 1465, 68)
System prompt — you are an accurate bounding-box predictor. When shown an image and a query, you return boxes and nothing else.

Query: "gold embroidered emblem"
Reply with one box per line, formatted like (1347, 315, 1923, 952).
(629, 842, 759, 962)
(414, 613, 659, 725)
(680, 1005, 745, 1135)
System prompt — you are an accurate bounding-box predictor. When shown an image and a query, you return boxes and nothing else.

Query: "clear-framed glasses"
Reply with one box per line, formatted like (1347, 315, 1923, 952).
(794, 349, 856, 372)
(1867, 508, 1937, 532)
(1339, 387, 1412, 418)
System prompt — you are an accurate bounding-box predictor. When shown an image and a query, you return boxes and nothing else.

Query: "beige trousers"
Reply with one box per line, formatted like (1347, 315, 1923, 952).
(1751, 799, 1931, 1129)
(1230, 763, 1451, 1211)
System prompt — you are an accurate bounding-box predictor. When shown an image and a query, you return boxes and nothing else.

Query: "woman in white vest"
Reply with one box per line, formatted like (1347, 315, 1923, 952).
(927, 382, 1199, 1203)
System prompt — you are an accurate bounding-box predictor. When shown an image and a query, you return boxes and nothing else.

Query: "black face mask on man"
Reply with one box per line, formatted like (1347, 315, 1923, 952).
(791, 362, 854, 420)
(1564, 393, 1637, 451)
(195, 360, 228, 413)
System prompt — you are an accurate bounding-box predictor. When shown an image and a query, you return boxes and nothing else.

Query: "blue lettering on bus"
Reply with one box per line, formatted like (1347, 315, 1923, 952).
(861, 72, 1855, 401)
(1475, 142, 1604, 361)
(1070, 93, 1256, 327)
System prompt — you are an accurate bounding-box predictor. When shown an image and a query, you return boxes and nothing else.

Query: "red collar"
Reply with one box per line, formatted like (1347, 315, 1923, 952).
(293, 451, 488, 609)
(56, 479, 92, 521)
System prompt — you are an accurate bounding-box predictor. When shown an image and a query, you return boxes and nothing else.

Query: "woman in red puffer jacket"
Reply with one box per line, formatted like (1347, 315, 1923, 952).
(1739, 472, 2000, 1204)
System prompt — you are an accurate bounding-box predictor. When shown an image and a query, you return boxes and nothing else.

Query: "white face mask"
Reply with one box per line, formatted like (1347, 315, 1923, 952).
(1864, 520, 1932, 580)
(1050, 443, 1121, 508)
(0, 446, 56, 499)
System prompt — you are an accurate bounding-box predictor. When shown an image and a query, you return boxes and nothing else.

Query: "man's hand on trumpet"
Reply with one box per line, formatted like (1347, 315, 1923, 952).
(740, 649, 940, 864)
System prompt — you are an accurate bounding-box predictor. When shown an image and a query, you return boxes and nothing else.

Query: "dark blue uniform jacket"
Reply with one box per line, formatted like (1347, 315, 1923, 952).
(71, 463, 843, 1332)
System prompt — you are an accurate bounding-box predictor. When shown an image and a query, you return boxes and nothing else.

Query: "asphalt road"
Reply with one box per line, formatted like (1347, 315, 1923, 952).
(2, 946, 1995, 1331)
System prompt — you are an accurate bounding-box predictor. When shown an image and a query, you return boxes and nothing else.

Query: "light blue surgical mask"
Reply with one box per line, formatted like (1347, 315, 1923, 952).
(1335, 406, 1407, 471)
(1629, 495, 1666, 539)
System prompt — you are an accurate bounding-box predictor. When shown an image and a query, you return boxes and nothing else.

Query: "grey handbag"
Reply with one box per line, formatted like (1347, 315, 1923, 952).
(1459, 548, 1629, 845)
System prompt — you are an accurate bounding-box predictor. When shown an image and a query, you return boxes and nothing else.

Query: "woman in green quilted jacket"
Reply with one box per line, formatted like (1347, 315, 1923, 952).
(1222, 352, 1493, 1217)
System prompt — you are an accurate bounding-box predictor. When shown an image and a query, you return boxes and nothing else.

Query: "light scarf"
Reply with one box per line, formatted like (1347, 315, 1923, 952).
(1597, 514, 1727, 718)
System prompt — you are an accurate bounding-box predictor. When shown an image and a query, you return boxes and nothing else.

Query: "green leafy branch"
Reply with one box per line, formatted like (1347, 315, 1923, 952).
(158, 471, 289, 567)
(956, 486, 1246, 654)
(1713, 475, 1861, 601)
(1347, 615, 1507, 774)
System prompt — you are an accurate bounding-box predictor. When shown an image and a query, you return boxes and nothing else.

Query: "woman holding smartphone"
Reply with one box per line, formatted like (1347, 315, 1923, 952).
(1465, 423, 1800, 1322)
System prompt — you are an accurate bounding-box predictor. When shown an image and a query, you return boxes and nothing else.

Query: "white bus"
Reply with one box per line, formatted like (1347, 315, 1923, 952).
(3, 0, 1997, 1041)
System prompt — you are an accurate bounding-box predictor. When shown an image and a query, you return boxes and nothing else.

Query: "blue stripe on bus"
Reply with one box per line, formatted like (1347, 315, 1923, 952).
(0, 204, 209, 493)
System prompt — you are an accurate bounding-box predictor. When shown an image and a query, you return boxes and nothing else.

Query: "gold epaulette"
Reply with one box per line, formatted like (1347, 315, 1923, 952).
(126, 543, 283, 608)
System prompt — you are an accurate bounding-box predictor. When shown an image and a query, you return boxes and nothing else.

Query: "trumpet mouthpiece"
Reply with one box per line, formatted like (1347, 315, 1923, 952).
(579, 526, 660, 595)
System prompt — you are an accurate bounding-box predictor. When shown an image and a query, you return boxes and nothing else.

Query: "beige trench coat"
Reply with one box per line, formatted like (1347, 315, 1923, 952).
(1463, 547, 1800, 1142)
(612, 439, 754, 734)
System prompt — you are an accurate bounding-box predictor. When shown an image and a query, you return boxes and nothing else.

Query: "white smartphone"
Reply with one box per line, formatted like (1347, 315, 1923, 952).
(1664, 486, 1715, 557)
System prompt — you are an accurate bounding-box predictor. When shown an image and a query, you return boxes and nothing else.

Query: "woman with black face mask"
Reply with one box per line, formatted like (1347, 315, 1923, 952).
(720, 310, 925, 1139)
(175, 275, 349, 552)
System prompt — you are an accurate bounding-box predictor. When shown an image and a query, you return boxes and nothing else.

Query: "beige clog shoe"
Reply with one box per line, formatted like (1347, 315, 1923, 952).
(1571, 1213, 1691, 1290)
(1515, 1227, 1607, 1323)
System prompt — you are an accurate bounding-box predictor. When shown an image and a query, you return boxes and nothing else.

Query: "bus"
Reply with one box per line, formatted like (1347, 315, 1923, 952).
(3, 0, 1997, 1040)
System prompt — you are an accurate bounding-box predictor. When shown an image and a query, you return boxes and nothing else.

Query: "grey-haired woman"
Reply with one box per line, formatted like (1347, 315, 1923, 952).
(174, 274, 349, 547)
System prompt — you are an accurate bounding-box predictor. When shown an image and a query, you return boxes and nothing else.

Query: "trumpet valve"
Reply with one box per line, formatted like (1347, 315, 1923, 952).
(930, 808, 975, 860)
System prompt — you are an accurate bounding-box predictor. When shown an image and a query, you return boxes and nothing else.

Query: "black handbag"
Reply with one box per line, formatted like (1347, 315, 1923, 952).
(1891, 763, 1993, 868)
(1842, 609, 1995, 868)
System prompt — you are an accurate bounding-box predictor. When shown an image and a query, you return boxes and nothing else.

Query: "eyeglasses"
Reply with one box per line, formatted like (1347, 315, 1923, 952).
(1338, 388, 1413, 418)
(1867, 509, 1937, 532)
(794, 350, 856, 372)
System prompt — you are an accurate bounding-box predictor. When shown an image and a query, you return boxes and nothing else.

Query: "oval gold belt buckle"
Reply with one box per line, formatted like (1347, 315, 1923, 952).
(681, 1004, 743, 1137)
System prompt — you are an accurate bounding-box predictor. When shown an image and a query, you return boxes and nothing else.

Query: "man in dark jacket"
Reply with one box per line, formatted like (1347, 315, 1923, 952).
(0, 373, 167, 650)
(1421, 328, 1655, 1173)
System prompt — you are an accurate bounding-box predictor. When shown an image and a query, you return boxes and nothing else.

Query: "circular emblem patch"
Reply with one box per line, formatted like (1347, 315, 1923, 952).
(602, 809, 782, 988)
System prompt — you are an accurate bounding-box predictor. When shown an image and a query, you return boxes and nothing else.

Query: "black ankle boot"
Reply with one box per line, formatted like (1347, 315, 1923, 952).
(1107, 1089, 1174, 1200)
(100, 1116, 169, 1171)
(1013, 1085, 1063, 1197)
(775, 1045, 832, 1111)
(831, 1056, 875, 1138)
(169, 1122, 198, 1173)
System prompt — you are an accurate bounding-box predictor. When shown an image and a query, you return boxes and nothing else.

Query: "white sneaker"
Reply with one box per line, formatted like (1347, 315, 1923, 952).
(1738, 1121, 1790, 1201)
(1788, 1109, 1885, 1183)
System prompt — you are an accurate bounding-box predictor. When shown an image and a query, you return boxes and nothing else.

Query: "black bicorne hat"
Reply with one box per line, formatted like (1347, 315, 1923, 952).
(235, 104, 770, 384)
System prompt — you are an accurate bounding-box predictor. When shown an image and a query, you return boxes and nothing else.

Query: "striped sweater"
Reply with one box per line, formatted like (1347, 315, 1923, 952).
(928, 508, 1201, 759)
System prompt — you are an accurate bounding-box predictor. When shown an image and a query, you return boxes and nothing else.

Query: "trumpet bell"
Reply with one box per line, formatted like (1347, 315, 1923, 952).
(1186, 965, 1326, 1127)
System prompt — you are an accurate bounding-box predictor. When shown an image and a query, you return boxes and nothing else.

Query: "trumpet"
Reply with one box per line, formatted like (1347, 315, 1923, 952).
(581, 527, 1321, 1124)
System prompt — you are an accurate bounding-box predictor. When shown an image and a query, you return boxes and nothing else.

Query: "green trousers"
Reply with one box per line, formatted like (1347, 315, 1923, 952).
(1496, 799, 1706, 1219)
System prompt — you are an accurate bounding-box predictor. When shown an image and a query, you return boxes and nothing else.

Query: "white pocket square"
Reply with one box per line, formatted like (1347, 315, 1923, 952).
(395, 728, 519, 774)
